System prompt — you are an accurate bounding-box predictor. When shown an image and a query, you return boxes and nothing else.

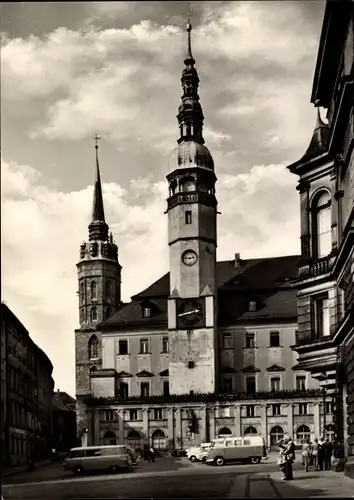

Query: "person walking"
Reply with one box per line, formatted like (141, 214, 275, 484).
(322, 437, 333, 470)
(312, 438, 320, 470)
(318, 437, 324, 471)
(148, 446, 156, 463)
(301, 439, 312, 472)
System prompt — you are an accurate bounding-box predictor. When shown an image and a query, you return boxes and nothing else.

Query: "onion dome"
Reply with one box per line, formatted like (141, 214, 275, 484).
(169, 140, 214, 172)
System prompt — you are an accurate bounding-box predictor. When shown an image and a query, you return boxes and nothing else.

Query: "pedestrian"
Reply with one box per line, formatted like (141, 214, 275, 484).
(277, 436, 295, 480)
(301, 439, 311, 472)
(322, 437, 333, 470)
(149, 446, 156, 463)
(318, 437, 324, 471)
(312, 438, 319, 470)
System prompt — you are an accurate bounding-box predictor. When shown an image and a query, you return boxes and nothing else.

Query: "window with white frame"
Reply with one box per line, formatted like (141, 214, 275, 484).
(220, 407, 231, 418)
(140, 338, 149, 354)
(312, 191, 332, 259)
(105, 410, 114, 421)
(118, 340, 128, 355)
(129, 409, 138, 421)
(245, 333, 255, 348)
(142, 307, 151, 318)
(162, 337, 169, 353)
(248, 301, 257, 312)
(270, 377, 281, 391)
(326, 402, 333, 414)
(296, 375, 306, 391)
(223, 332, 233, 349)
(120, 382, 129, 399)
(140, 382, 150, 398)
(154, 409, 163, 420)
(314, 294, 330, 338)
(272, 404, 281, 416)
(269, 331, 280, 347)
(299, 403, 308, 415)
(246, 405, 255, 417)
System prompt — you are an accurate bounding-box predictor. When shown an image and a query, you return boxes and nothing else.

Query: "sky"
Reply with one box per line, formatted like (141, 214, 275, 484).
(1, 1, 326, 397)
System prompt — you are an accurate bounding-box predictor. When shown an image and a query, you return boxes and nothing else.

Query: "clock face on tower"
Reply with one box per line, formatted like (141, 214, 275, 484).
(182, 250, 198, 267)
(176, 298, 205, 329)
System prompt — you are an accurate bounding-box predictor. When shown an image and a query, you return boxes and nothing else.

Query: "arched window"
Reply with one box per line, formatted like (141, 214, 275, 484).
(151, 429, 167, 450)
(296, 425, 311, 444)
(179, 176, 196, 193)
(90, 365, 97, 372)
(90, 281, 97, 300)
(312, 191, 332, 259)
(88, 335, 99, 359)
(270, 426, 284, 448)
(80, 308, 85, 323)
(103, 431, 116, 446)
(218, 427, 232, 436)
(90, 307, 97, 322)
(244, 426, 258, 435)
(79, 282, 85, 301)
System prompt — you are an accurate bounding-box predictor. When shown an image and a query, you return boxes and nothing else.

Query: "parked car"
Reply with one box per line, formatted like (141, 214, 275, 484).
(196, 443, 212, 462)
(206, 436, 267, 466)
(62, 445, 133, 475)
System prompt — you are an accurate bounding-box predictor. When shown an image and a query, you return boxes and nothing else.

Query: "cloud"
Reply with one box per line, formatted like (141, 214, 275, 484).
(1, 157, 299, 394)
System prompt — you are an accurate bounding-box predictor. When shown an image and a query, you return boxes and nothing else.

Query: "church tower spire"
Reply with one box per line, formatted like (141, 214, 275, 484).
(89, 134, 109, 241)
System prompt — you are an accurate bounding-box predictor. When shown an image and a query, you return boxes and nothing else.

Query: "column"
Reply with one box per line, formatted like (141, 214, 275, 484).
(287, 404, 294, 440)
(209, 406, 216, 440)
(175, 408, 182, 449)
(143, 408, 149, 446)
(260, 405, 267, 447)
(167, 408, 174, 449)
(199, 406, 207, 443)
(313, 402, 320, 439)
(117, 409, 125, 444)
(234, 405, 241, 437)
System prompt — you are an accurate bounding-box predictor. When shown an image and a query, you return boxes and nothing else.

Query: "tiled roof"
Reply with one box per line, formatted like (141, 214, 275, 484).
(99, 255, 300, 330)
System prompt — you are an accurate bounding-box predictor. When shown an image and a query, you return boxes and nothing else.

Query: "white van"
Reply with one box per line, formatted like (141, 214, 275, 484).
(62, 445, 133, 474)
(206, 436, 266, 466)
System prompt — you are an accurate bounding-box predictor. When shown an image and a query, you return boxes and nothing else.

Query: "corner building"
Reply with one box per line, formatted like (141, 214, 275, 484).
(287, 1, 354, 477)
(75, 23, 332, 453)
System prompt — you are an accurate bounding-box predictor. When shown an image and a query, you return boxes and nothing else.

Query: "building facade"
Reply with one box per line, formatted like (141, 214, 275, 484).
(75, 21, 332, 452)
(52, 390, 77, 453)
(0, 303, 54, 467)
(288, 0, 354, 477)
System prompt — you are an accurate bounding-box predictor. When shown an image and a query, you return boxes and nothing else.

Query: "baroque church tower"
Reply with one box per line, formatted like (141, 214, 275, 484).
(75, 139, 121, 440)
(167, 19, 218, 395)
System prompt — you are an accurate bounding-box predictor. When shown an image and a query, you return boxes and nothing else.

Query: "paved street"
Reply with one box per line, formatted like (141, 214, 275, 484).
(2, 457, 354, 498)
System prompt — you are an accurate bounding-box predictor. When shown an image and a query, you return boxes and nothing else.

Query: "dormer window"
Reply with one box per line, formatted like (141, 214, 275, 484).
(248, 300, 257, 312)
(142, 307, 151, 318)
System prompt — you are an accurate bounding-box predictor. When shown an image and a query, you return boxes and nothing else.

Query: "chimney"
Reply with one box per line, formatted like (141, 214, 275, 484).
(234, 253, 241, 268)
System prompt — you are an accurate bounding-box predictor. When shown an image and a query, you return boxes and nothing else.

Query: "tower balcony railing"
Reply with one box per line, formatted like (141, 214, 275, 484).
(310, 255, 332, 277)
(167, 191, 217, 210)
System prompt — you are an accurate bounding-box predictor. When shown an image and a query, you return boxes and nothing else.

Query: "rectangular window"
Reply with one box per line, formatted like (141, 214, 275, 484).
(188, 361, 195, 369)
(326, 402, 333, 414)
(105, 410, 114, 421)
(162, 337, 169, 353)
(185, 210, 192, 224)
(246, 405, 255, 417)
(314, 295, 330, 338)
(223, 333, 233, 349)
(269, 331, 280, 347)
(299, 403, 308, 415)
(163, 381, 169, 396)
(296, 376, 306, 391)
(119, 340, 128, 355)
(154, 409, 163, 420)
(129, 409, 138, 421)
(120, 383, 129, 399)
(270, 377, 281, 391)
(140, 382, 150, 398)
(220, 407, 231, 418)
(245, 333, 255, 348)
(222, 378, 233, 393)
(248, 301, 257, 312)
(246, 376, 256, 394)
(142, 307, 151, 318)
(140, 338, 149, 354)
(272, 404, 281, 416)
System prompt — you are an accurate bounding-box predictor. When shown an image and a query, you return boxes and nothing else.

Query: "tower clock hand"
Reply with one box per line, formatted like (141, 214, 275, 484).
(177, 308, 201, 317)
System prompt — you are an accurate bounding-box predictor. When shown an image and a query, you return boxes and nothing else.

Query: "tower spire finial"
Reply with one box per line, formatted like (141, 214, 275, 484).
(89, 133, 108, 241)
(185, 2, 195, 64)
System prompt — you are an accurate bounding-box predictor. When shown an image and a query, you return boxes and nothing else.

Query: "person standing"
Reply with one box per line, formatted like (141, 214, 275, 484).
(312, 438, 319, 470)
(301, 439, 311, 472)
(323, 438, 333, 470)
(318, 437, 324, 471)
(149, 446, 156, 463)
(277, 436, 295, 480)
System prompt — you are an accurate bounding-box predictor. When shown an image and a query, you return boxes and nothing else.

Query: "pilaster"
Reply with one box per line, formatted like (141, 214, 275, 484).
(175, 408, 182, 449)
(94, 409, 100, 445)
(287, 404, 294, 439)
(209, 406, 216, 440)
(199, 406, 207, 442)
(167, 408, 174, 449)
(260, 405, 267, 447)
(117, 410, 125, 444)
(313, 402, 321, 439)
(234, 405, 241, 437)
(143, 408, 149, 444)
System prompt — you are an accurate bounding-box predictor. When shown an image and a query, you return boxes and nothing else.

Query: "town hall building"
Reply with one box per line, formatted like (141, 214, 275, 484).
(75, 19, 332, 452)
